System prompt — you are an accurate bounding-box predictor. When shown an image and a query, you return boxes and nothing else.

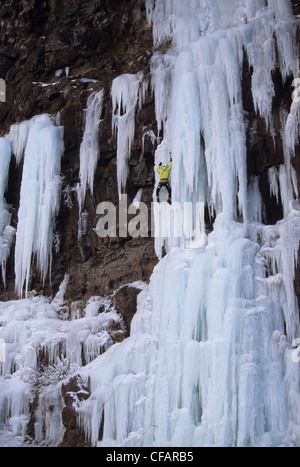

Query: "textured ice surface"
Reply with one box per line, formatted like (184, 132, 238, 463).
(111, 72, 144, 193)
(77, 90, 104, 214)
(0, 287, 126, 446)
(0, 138, 15, 288)
(14, 115, 64, 297)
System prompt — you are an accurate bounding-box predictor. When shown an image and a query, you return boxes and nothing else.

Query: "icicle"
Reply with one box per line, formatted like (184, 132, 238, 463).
(142, 129, 158, 156)
(281, 104, 300, 203)
(0, 138, 11, 200)
(111, 72, 143, 193)
(248, 176, 262, 223)
(77, 89, 104, 214)
(52, 273, 69, 307)
(34, 385, 65, 446)
(0, 379, 30, 438)
(268, 166, 279, 203)
(150, 52, 174, 135)
(6, 118, 36, 166)
(14, 115, 64, 298)
(278, 208, 300, 340)
(0, 138, 15, 288)
(242, 0, 298, 130)
(132, 188, 143, 207)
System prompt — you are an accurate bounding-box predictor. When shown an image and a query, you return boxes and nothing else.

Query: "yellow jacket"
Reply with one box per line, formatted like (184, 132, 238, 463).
(157, 160, 172, 180)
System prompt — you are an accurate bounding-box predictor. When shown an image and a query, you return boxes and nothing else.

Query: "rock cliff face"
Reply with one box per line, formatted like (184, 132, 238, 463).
(0, 0, 158, 305)
(0, 0, 299, 447)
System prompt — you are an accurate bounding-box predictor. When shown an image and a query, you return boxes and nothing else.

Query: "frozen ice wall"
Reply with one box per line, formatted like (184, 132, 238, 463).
(14, 115, 64, 297)
(149, 0, 299, 256)
(79, 228, 300, 447)
(77, 0, 300, 447)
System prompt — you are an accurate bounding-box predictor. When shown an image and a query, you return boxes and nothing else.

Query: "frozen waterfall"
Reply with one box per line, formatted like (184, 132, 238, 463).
(0, 0, 299, 448)
(78, 0, 300, 447)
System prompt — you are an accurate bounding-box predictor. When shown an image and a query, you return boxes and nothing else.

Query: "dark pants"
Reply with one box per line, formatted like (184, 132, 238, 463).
(156, 180, 172, 204)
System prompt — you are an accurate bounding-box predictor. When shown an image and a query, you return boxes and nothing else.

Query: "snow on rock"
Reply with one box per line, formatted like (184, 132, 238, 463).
(0, 288, 128, 446)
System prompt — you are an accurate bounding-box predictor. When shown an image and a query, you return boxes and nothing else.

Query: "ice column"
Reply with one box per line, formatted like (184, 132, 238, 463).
(77, 90, 104, 214)
(7, 119, 34, 166)
(111, 72, 143, 193)
(14, 115, 64, 297)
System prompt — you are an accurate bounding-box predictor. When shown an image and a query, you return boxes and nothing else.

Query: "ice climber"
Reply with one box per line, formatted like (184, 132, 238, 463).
(156, 157, 172, 204)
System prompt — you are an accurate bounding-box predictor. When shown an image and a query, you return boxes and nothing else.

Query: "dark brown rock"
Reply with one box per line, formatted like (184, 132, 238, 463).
(114, 286, 142, 336)
(242, 49, 299, 226)
(59, 376, 91, 447)
(26, 390, 40, 442)
(291, 0, 300, 16)
(242, 45, 300, 313)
